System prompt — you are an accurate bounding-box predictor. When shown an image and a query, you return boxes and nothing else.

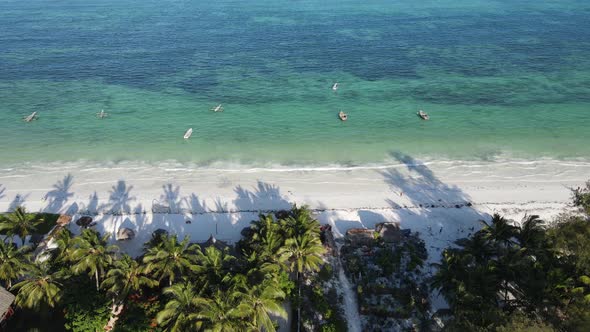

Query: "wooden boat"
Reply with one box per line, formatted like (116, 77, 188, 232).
(23, 112, 38, 122)
(417, 110, 429, 120)
(338, 111, 348, 121)
(96, 110, 108, 119)
(332, 82, 339, 91)
(211, 104, 223, 112)
(183, 128, 193, 140)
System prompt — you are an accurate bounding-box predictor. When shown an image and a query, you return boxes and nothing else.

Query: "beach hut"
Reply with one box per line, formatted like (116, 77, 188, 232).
(375, 222, 402, 242)
(56, 214, 72, 227)
(75, 216, 93, 228)
(0, 287, 15, 327)
(116, 228, 135, 241)
(345, 228, 375, 246)
(201, 234, 231, 252)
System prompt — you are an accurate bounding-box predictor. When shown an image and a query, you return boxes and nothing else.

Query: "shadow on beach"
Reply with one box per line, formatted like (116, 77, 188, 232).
(234, 181, 292, 212)
(57, 155, 491, 263)
(43, 174, 74, 213)
(380, 152, 471, 209)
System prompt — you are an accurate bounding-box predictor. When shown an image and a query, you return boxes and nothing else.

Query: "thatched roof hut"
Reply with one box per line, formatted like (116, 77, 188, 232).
(345, 228, 375, 246)
(0, 287, 15, 323)
(116, 228, 135, 241)
(201, 234, 230, 252)
(375, 222, 402, 242)
(56, 214, 72, 227)
(75, 216, 93, 228)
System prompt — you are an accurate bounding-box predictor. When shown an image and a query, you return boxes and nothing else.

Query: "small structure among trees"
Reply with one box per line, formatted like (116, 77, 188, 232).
(0, 287, 15, 327)
(341, 223, 430, 331)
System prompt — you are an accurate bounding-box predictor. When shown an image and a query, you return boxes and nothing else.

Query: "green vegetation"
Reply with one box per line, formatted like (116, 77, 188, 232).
(3, 204, 326, 332)
(341, 223, 430, 330)
(0, 207, 59, 246)
(5, 179, 589, 332)
(431, 185, 590, 331)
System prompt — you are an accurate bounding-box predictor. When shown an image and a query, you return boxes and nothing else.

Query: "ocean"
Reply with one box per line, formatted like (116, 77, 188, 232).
(1, 0, 589, 168)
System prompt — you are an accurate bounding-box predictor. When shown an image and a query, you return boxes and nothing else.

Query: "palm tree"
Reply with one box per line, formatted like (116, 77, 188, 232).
(280, 205, 320, 239)
(236, 279, 287, 332)
(143, 235, 200, 286)
(279, 234, 325, 278)
(455, 232, 495, 264)
(101, 254, 156, 301)
(11, 263, 63, 312)
(157, 282, 202, 332)
(70, 229, 118, 290)
(101, 255, 157, 332)
(249, 214, 284, 262)
(193, 289, 249, 332)
(516, 215, 546, 252)
(278, 233, 325, 332)
(49, 227, 75, 265)
(0, 239, 31, 288)
(0, 206, 42, 246)
(193, 246, 236, 288)
(431, 250, 466, 308)
(480, 214, 519, 248)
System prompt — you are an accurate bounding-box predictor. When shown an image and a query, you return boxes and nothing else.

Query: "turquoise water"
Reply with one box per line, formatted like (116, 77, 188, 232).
(1, 0, 590, 167)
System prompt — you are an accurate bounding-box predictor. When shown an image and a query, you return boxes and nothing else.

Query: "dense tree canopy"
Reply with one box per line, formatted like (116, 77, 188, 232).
(432, 185, 590, 331)
(4, 204, 325, 332)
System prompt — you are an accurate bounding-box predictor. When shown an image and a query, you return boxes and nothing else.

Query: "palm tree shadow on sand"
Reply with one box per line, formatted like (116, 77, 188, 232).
(233, 181, 292, 212)
(43, 174, 74, 213)
(92, 180, 136, 241)
(374, 152, 492, 267)
(7, 193, 29, 212)
(380, 152, 474, 209)
(102, 180, 135, 215)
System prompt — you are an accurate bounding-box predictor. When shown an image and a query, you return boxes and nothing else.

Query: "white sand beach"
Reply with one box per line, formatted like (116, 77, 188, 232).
(0, 158, 587, 310)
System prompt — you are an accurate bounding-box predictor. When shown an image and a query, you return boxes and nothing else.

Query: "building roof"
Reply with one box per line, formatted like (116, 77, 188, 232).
(0, 287, 15, 321)
(116, 227, 135, 241)
(201, 234, 231, 252)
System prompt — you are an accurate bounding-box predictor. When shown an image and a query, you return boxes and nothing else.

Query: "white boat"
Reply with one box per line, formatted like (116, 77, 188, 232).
(417, 110, 429, 120)
(332, 82, 339, 91)
(183, 128, 193, 140)
(96, 109, 108, 119)
(338, 110, 348, 121)
(23, 112, 38, 122)
(211, 104, 223, 112)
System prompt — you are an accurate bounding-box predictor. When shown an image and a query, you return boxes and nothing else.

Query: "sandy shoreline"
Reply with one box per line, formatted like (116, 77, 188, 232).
(1, 158, 586, 311)
(1, 157, 584, 254)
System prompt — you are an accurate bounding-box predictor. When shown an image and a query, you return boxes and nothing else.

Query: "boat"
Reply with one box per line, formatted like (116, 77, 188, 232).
(338, 110, 348, 121)
(211, 104, 223, 112)
(96, 109, 108, 119)
(183, 128, 193, 140)
(332, 82, 339, 91)
(417, 110, 429, 120)
(23, 112, 38, 122)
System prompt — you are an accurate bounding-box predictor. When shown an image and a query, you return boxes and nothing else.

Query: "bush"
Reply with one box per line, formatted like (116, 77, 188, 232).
(572, 181, 590, 215)
(62, 278, 111, 332)
(320, 322, 337, 332)
(318, 264, 333, 281)
(375, 249, 396, 275)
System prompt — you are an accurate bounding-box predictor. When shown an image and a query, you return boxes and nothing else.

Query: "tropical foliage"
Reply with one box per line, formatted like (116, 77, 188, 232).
(0, 206, 43, 246)
(431, 188, 590, 331)
(4, 204, 327, 332)
(0, 239, 31, 288)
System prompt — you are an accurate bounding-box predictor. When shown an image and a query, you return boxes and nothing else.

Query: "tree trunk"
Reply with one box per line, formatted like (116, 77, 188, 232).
(104, 300, 125, 332)
(297, 272, 301, 332)
(95, 270, 100, 291)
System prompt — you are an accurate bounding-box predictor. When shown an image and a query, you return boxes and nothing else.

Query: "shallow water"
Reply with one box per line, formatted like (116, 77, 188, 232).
(1, 0, 589, 167)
